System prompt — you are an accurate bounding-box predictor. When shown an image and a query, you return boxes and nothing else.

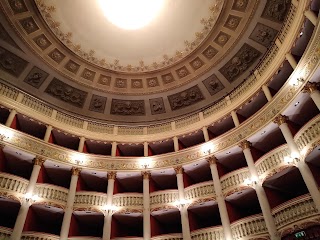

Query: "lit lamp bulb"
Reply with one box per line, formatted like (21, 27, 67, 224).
(284, 156, 293, 164)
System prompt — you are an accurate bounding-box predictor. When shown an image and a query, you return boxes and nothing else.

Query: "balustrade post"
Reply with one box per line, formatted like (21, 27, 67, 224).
(303, 82, 320, 110)
(207, 157, 232, 240)
(274, 115, 320, 211)
(142, 171, 151, 240)
(43, 125, 52, 142)
(174, 166, 191, 240)
(10, 156, 45, 240)
(60, 167, 81, 240)
(5, 109, 16, 127)
(103, 172, 116, 240)
(240, 141, 280, 240)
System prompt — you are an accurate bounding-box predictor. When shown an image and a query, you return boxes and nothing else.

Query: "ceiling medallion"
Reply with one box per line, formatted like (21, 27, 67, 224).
(35, 0, 224, 73)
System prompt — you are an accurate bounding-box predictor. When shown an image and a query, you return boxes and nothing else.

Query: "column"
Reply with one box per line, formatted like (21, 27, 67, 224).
(142, 171, 151, 240)
(102, 172, 116, 240)
(43, 125, 52, 142)
(26, 157, 46, 194)
(78, 137, 85, 152)
(262, 85, 272, 102)
(285, 53, 297, 69)
(111, 142, 117, 157)
(274, 115, 320, 211)
(231, 110, 240, 127)
(202, 126, 210, 142)
(10, 156, 46, 240)
(239, 141, 280, 240)
(303, 82, 320, 110)
(207, 157, 232, 240)
(60, 167, 81, 240)
(173, 136, 179, 152)
(144, 142, 149, 157)
(174, 166, 191, 240)
(5, 109, 16, 127)
(305, 10, 318, 26)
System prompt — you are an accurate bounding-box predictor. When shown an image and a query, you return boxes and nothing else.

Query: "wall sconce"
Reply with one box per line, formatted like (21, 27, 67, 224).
(139, 157, 152, 169)
(102, 204, 119, 214)
(25, 193, 39, 203)
(0, 129, 13, 141)
(284, 156, 299, 165)
(244, 176, 258, 187)
(174, 199, 191, 209)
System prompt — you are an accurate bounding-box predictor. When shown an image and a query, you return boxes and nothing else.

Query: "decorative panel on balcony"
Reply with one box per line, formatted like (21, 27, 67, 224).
(220, 168, 250, 196)
(191, 226, 224, 240)
(74, 191, 108, 207)
(185, 181, 215, 201)
(35, 184, 68, 207)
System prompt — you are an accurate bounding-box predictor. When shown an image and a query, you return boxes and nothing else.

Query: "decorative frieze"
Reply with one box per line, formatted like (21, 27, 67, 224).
(168, 85, 204, 111)
(231, 214, 268, 239)
(0, 46, 28, 77)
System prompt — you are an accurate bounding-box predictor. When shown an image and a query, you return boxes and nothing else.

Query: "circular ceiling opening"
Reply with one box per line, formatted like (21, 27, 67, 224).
(98, 0, 165, 30)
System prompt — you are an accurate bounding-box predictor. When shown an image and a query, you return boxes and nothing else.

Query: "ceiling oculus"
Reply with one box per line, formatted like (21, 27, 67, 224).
(98, 0, 165, 30)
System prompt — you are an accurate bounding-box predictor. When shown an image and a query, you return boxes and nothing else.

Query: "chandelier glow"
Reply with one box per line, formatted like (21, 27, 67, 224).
(98, 0, 165, 30)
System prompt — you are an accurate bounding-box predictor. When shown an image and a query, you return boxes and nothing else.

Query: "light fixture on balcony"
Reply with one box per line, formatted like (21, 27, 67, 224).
(0, 128, 13, 141)
(244, 176, 258, 187)
(139, 157, 153, 169)
(72, 153, 86, 166)
(201, 143, 213, 155)
(174, 199, 191, 209)
(25, 193, 39, 203)
(102, 204, 119, 214)
(284, 153, 300, 165)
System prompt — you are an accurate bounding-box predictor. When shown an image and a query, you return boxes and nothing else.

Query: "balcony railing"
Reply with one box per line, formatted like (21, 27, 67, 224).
(295, 114, 320, 153)
(21, 232, 59, 240)
(220, 168, 250, 196)
(150, 190, 179, 209)
(112, 193, 143, 209)
(0, 227, 12, 239)
(191, 226, 224, 240)
(0, 172, 28, 197)
(35, 183, 68, 207)
(272, 194, 319, 230)
(74, 191, 108, 207)
(255, 145, 290, 181)
(151, 233, 183, 240)
(231, 214, 268, 240)
(185, 181, 215, 201)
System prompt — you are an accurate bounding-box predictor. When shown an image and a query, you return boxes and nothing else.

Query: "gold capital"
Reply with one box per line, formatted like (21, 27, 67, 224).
(142, 171, 151, 179)
(72, 167, 82, 176)
(207, 156, 217, 165)
(108, 171, 117, 180)
(33, 156, 46, 166)
(273, 114, 288, 126)
(303, 82, 318, 94)
(239, 140, 251, 150)
(174, 166, 184, 174)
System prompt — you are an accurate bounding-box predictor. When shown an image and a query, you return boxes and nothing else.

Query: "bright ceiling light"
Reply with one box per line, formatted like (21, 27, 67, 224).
(98, 0, 165, 30)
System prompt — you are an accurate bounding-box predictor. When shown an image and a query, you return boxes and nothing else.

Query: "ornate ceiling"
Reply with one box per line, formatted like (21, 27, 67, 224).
(0, 0, 291, 123)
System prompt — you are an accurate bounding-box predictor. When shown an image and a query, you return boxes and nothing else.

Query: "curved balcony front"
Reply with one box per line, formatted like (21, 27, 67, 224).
(151, 233, 183, 240)
(185, 181, 215, 202)
(34, 183, 68, 209)
(74, 191, 108, 210)
(272, 194, 319, 232)
(112, 193, 143, 212)
(191, 226, 224, 240)
(0, 172, 28, 201)
(21, 231, 59, 240)
(220, 168, 250, 197)
(255, 145, 290, 182)
(150, 190, 179, 211)
(231, 214, 268, 240)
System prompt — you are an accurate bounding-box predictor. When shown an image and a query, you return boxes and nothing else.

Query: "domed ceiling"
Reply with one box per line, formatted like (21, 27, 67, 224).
(0, 0, 291, 123)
